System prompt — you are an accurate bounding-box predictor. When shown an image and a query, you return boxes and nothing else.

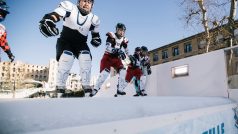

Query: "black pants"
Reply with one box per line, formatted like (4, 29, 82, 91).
(56, 38, 91, 61)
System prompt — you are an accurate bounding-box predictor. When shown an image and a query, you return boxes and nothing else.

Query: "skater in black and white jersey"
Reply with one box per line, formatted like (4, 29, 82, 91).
(39, 0, 101, 97)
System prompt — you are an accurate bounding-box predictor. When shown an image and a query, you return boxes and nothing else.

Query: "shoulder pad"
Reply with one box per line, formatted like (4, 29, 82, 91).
(0, 24, 6, 36)
(91, 15, 100, 26)
(58, 1, 74, 11)
(106, 32, 116, 39)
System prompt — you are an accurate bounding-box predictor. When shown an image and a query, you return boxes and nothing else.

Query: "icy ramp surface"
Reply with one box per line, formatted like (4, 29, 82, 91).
(0, 97, 235, 134)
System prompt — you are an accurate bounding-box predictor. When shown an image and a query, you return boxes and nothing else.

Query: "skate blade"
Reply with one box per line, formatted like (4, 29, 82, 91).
(84, 92, 91, 97)
(114, 94, 126, 97)
(84, 89, 92, 93)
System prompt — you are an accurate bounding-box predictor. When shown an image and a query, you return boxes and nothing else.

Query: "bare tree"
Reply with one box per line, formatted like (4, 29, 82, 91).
(180, 0, 231, 52)
(227, 0, 237, 65)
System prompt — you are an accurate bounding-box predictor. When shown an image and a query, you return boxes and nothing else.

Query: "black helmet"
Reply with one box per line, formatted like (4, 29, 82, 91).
(78, 0, 94, 4)
(0, 1, 9, 15)
(141, 46, 148, 52)
(116, 23, 126, 31)
(135, 47, 141, 52)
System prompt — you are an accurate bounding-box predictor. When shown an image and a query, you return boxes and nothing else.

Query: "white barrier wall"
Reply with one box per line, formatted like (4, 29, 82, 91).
(33, 104, 237, 134)
(146, 50, 228, 97)
(0, 97, 236, 134)
(229, 89, 238, 102)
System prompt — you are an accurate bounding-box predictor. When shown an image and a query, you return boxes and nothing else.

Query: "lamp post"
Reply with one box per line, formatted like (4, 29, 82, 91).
(13, 80, 15, 98)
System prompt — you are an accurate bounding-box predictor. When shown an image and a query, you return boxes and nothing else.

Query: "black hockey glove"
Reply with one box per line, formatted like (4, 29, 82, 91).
(91, 32, 101, 47)
(147, 68, 152, 75)
(118, 49, 126, 60)
(6, 50, 15, 62)
(111, 48, 119, 54)
(39, 19, 59, 37)
(91, 37, 101, 47)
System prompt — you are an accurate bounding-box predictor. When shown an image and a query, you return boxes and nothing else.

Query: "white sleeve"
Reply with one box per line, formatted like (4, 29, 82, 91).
(91, 15, 100, 33)
(54, 1, 73, 17)
(123, 38, 129, 55)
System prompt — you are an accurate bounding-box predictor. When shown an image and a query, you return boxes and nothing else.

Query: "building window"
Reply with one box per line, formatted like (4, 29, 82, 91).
(234, 48, 238, 57)
(172, 65, 189, 78)
(235, 28, 238, 39)
(172, 47, 179, 56)
(162, 50, 168, 59)
(216, 34, 224, 44)
(153, 52, 159, 62)
(236, 62, 238, 74)
(198, 40, 206, 49)
(184, 43, 192, 53)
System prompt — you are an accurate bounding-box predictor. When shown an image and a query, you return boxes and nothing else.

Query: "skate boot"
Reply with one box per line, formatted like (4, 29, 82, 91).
(82, 85, 93, 97)
(133, 91, 142, 97)
(114, 90, 126, 97)
(141, 90, 147, 96)
(234, 106, 238, 128)
(236, 120, 238, 128)
(54, 87, 66, 98)
(89, 89, 98, 97)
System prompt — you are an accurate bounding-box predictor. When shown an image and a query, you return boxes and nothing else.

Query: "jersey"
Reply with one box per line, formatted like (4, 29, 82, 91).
(128, 53, 140, 68)
(140, 55, 151, 75)
(54, 1, 100, 44)
(0, 23, 10, 52)
(105, 32, 129, 55)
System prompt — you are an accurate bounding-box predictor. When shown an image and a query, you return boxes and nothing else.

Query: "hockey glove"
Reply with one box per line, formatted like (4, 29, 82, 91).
(91, 32, 101, 47)
(147, 63, 151, 75)
(111, 48, 119, 54)
(147, 68, 152, 75)
(91, 37, 101, 47)
(118, 49, 126, 60)
(39, 19, 59, 37)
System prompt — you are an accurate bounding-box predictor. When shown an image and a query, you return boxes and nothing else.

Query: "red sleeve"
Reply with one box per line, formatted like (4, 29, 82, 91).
(106, 32, 116, 46)
(0, 32, 10, 52)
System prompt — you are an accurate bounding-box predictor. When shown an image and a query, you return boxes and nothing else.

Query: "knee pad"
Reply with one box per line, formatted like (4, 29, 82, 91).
(79, 50, 92, 86)
(94, 69, 110, 90)
(140, 75, 147, 90)
(56, 50, 74, 87)
(117, 69, 127, 92)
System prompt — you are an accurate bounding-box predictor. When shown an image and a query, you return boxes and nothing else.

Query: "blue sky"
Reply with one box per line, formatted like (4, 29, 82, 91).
(2, 0, 206, 76)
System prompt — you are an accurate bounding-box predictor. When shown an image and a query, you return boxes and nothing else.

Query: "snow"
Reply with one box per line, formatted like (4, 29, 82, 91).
(0, 96, 235, 134)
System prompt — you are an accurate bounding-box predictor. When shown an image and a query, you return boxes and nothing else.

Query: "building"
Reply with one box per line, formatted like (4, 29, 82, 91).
(148, 23, 238, 91)
(0, 61, 48, 90)
(66, 73, 82, 90)
(149, 25, 238, 79)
